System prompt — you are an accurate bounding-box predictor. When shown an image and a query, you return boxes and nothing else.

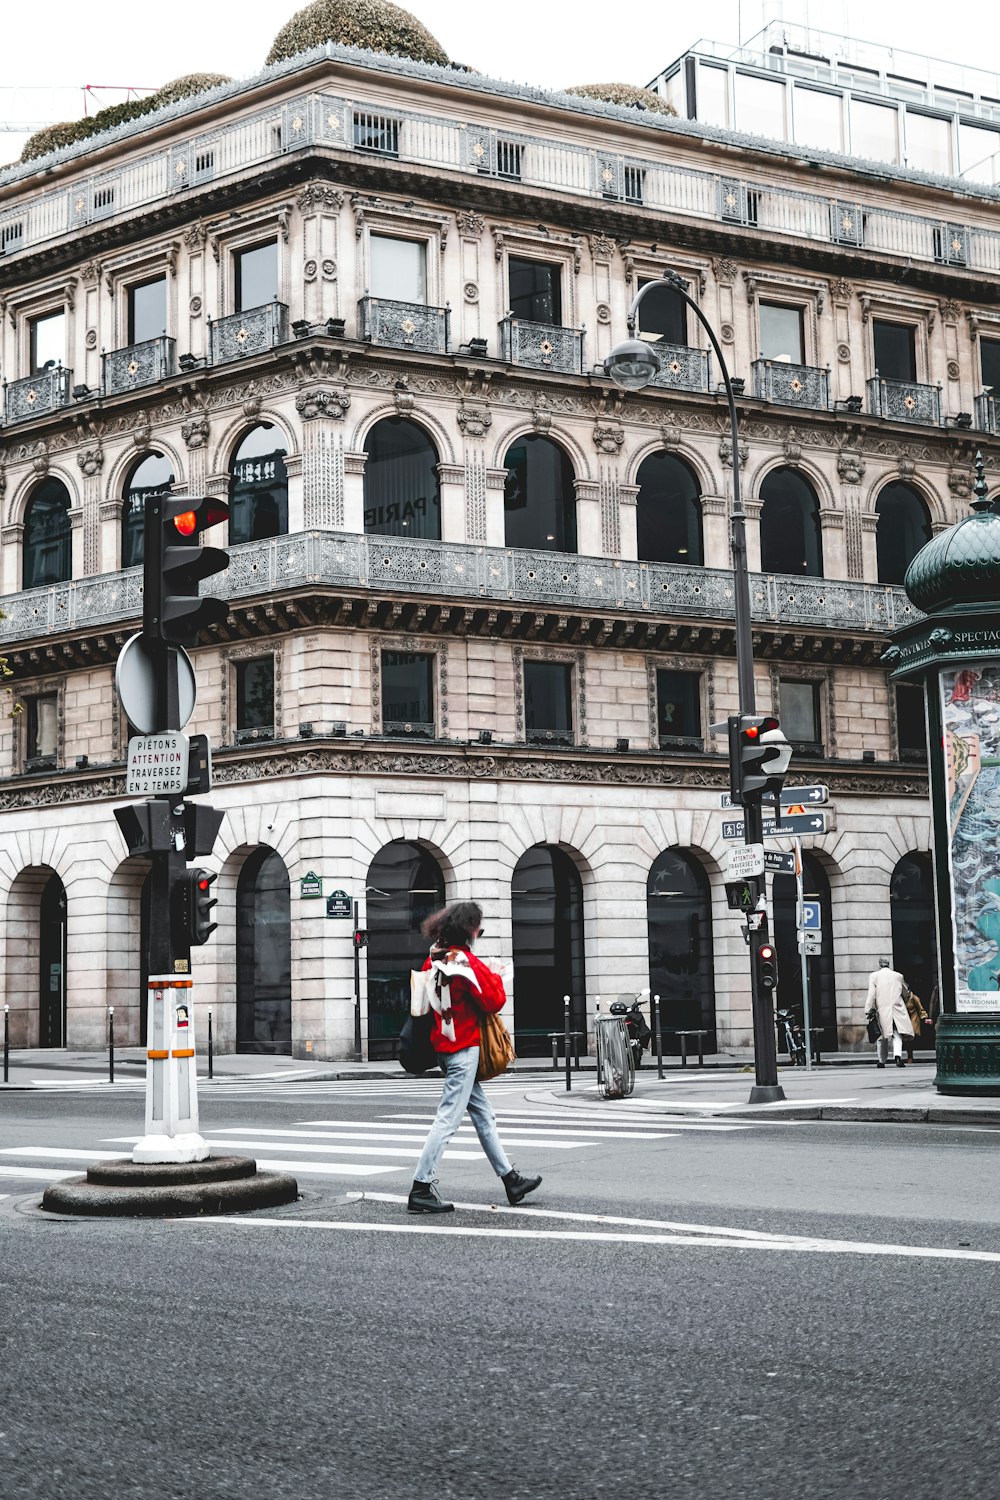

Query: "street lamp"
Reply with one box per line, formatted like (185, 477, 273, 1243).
(605, 272, 784, 1102)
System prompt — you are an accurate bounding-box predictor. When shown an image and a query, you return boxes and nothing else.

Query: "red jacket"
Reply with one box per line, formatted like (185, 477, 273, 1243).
(422, 946, 507, 1053)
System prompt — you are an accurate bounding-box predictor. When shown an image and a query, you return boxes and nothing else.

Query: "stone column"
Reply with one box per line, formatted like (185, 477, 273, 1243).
(743, 498, 763, 572)
(701, 494, 729, 570)
(76, 443, 104, 579)
(457, 400, 492, 545)
(455, 211, 486, 347)
(593, 421, 625, 559)
(575, 480, 603, 557)
(183, 223, 210, 361)
(295, 387, 350, 530)
(837, 446, 867, 580)
(619, 484, 639, 561)
(1, 524, 23, 594)
(438, 463, 467, 543)
(296, 184, 344, 326)
(818, 507, 847, 579)
(344, 452, 367, 534)
(181, 413, 211, 501)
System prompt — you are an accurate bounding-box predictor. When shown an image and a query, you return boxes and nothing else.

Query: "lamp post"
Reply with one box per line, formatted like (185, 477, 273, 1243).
(604, 274, 783, 1102)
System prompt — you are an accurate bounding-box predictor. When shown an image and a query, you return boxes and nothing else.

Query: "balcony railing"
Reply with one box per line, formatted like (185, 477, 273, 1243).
(209, 302, 288, 365)
(866, 376, 941, 426)
(975, 392, 1000, 434)
(649, 342, 711, 393)
(102, 336, 176, 396)
(752, 359, 830, 410)
(0, 531, 924, 649)
(358, 296, 449, 355)
(3, 367, 72, 425)
(499, 317, 583, 374)
(383, 719, 435, 738)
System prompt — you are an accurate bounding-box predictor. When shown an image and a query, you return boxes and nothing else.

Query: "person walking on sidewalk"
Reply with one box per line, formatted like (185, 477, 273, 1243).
(407, 900, 542, 1215)
(865, 957, 913, 1069)
(902, 988, 931, 1063)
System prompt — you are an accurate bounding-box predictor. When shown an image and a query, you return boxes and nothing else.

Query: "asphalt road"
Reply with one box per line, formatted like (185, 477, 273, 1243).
(2, 1080, 999, 1500)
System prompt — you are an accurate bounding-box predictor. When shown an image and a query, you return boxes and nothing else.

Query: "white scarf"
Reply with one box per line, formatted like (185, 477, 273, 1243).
(411, 946, 482, 1044)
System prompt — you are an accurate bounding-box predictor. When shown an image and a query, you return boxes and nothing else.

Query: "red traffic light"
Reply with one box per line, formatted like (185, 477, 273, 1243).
(172, 510, 198, 537)
(197, 877, 211, 893)
(760, 945, 775, 961)
(743, 724, 760, 740)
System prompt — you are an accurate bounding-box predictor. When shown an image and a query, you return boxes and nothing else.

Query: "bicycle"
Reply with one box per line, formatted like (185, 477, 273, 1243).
(776, 1007, 808, 1065)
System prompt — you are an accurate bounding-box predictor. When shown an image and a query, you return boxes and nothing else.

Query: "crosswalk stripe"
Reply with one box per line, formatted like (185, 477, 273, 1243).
(298, 1116, 674, 1142)
(197, 1126, 599, 1151)
(0, 1164, 80, 1181)
(104, 1136, 486, 1161)
(376, 1110, 724, 1136)
(0, 1147, 118, 1162)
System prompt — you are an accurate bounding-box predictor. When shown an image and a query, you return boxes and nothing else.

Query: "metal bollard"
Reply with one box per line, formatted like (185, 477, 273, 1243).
(207, 1009, 214, 1081)
(108, 1007, 115, 1086)
(3, 1004, 8, 1085)
(564, 994, 572, 1093)
(653, 993, 664, 1079)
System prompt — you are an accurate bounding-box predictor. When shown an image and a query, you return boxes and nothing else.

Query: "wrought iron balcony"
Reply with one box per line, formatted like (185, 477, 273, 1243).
(358, 296, 449, 355)
(383, 720, 435, 739)
(975, 392, 1000, 434)
(209, 302, 289, 365)
(499, 317, 583, 374)
(866, 376, 941, 426)
(0, 532, 924, 649)
(752, 359, 830, 410)
(4, 367, 72, 425)
(649, 343, 711, 394)
(102, 336, 176, 396)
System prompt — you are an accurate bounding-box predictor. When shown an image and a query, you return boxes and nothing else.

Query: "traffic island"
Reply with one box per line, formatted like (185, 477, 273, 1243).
(40, 1154, 299, 1218)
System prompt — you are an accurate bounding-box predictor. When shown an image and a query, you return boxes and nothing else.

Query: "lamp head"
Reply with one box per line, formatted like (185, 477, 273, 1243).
(603, 338, 661, 391)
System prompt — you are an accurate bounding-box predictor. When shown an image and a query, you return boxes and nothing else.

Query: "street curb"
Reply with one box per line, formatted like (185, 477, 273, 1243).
(524, 1089, 1000, 1127)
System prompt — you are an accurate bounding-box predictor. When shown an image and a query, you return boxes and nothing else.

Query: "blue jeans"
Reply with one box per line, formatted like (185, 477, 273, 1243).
(413, 1046, 512, 1183)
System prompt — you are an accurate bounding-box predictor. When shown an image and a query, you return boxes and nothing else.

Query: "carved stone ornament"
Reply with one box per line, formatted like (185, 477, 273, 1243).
(463, 281, 479, 303)
(304, 258, 318, 282)
(182, 415, 210, 449)
(532, 408, 552, 435)
(829, 277, 853, 301)
(940, 300, 962, 322)
(837, 342, 852, 363)
(80, 260, 102, 285)
(295, 388, 351, 421)
(31, 443, 49, 475)
(456, 403, 492, 438)
(837, 447, 866, 484)
(719, 437, 748, 468)
(394, 390, 415, 417)
(297, 184, 344, 214)
(76, 445, 104, 477)
(596, 302, 611, 325)
(189, 296, 202, 317)
(782, 430, 802, 463)
(589, 234, 616, 260)
(947, 359, 961, 380)
(660, 421, 682, 449)
(322, 258, 337, 280)
(457, 211, 486, 237)
(243, 394, 262, 421)
(184, 222, 208, 250)
(132, 422, 152, 453)
(949, 468, 973, 499)
(593, 423, 624, 454)
(85, 328, 98, 350)
(720, 322, 735, 344)
(713, 258, 739, 284)
(898, 457, 916, 479)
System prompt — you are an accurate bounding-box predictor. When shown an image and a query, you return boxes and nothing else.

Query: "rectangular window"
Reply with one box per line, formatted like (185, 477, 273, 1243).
(26, 694, 58, 765)
(697, 62, 729, 128)
(382, 652, 435, 736)
(637, 279, 687, 345)
(905, 110, 952, 175)
(495, 138, 522, 180)
(235, 657, 275, 736)
(896, 684, 926, 761)
(370, 235, 427, 304)
(981, 337, 1000, 395)
(353, 109, 399, 156)
(780, 680, 822, 750)
(623, 166, 645, 205)
(508, 258, 562, 325)
(0, 220, 24, 253)
(873, 320, 917, 382)
(524, 660, 574, 745)
(127, 276, 167, 345)
(793, 87, 843, 151)
(958, 122, 1000, 185)
(29, 310, 65, 373)
(759, 302, 805, 363)
(850, 98, 899, 164)
(656, 670, 702, 746)
(735, 71, 787, 141)
(234, 240, 278, 312)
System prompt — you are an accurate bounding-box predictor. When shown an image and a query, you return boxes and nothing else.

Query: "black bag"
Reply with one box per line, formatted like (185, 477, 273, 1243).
(866, 1010, 882, 1044)
(398, 1012, 438, 1075)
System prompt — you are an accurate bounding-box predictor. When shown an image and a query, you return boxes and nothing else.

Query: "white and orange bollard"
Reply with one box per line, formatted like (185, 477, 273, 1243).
(133, 975, 208, 1164)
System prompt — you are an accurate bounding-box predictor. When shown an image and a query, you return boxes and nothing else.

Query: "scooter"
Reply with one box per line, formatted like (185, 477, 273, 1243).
(776, 1007, 807, 1065)
(609, 997, 652, 1068)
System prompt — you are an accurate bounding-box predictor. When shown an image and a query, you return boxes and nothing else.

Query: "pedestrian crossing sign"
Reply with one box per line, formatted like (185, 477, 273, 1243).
(725, 880, 756, 912)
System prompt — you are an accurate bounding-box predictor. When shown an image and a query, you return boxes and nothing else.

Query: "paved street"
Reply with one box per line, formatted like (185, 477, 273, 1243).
(2, 1077, 1000, 1499)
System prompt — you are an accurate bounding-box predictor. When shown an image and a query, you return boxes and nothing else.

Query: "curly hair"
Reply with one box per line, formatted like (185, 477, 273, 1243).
(422, 901, 483, 947)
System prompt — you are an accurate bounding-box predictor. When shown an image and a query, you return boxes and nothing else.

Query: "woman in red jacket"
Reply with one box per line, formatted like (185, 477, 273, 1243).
(408, 901, 542, 1214)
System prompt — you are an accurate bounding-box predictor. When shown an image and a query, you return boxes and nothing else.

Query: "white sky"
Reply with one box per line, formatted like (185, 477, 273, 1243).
(1, 0, 998, 165)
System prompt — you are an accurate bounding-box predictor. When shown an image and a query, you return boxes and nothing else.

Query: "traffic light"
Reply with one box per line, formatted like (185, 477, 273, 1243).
(756, 941, 778, 991)
(730, 713, 792, 801)
(143, 494, 230, 645)
(353, 929, 368, 950)
(173, 868, 218, 947)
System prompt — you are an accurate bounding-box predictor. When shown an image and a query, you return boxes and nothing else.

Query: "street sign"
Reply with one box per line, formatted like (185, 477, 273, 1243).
(116, 632, 196, 735)
(718, 784, 829, 810)
(763, 850, 796, 875)
(798, 934, 822, 956)
(326, 889, 352, 919)
(126, 733, 190, 796)
(299, 871, 323, 899)
(799, 900, 822, 931)
(721, 811, 834, 841)
(725, 842, 765, 880)
(725, 880, 756, 912)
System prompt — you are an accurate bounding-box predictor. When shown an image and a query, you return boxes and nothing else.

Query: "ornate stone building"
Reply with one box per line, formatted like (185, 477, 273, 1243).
(3, 29, 982, 1060)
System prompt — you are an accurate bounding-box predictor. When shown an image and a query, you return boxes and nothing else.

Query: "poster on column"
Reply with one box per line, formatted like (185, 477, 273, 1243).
(942, 662, 1000, 1011)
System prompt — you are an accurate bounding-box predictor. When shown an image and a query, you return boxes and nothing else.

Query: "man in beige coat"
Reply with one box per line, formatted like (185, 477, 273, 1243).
(865, 958, 913, 1069)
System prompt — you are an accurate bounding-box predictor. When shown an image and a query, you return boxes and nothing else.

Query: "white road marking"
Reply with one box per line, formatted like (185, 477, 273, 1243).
(0, 1147, 118, 1162)
(0, 1164, 78, 1181)
(103, 1136, 485, 1161)
(378, 1110, 741, 1134)
(193, 1126, 604, 1150)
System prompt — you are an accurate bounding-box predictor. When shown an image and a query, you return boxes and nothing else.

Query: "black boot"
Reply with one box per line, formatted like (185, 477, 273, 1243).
(407, 1179, 454, 1214)
(502, 1168, 542, 1206)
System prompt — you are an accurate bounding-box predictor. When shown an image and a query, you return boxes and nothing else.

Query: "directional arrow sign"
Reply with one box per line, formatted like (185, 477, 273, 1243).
(763, 850, 796, 875)
(721, 812, 834, 841)
(719, 785, 829, 810)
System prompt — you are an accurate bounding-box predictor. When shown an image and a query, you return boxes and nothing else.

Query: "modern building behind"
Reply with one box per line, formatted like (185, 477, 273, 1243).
(3, 9, 985, 1061)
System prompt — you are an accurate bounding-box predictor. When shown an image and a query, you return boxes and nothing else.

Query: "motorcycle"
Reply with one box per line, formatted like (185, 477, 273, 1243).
(609, 996, 652, 1068)
(776, 1007, 807, 1065)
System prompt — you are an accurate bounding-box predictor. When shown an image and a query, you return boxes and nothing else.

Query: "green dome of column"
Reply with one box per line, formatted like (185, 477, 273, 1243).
(266, 0, 449, 67)
(905, 453, 1000, 612)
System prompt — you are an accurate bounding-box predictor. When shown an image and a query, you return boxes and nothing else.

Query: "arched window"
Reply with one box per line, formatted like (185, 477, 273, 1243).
(503, 436, 577, 554)
(876, 482, 932, 585)
(759, 467, 823, 577)
(647, 849, 716, 1051)
(511, 844, 585, 1048)
(229, 424, 289, 546)
(121, 452, 174, 569)
(23, 479, 72, 589)
(772, 854, 837, 1051)
(890, 853, 936, 1007)
(237, 847, 292, 1054)
(364, 419, 441, 540)
(366, 841, 446, 1057)
(635, 452, 704, 565)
